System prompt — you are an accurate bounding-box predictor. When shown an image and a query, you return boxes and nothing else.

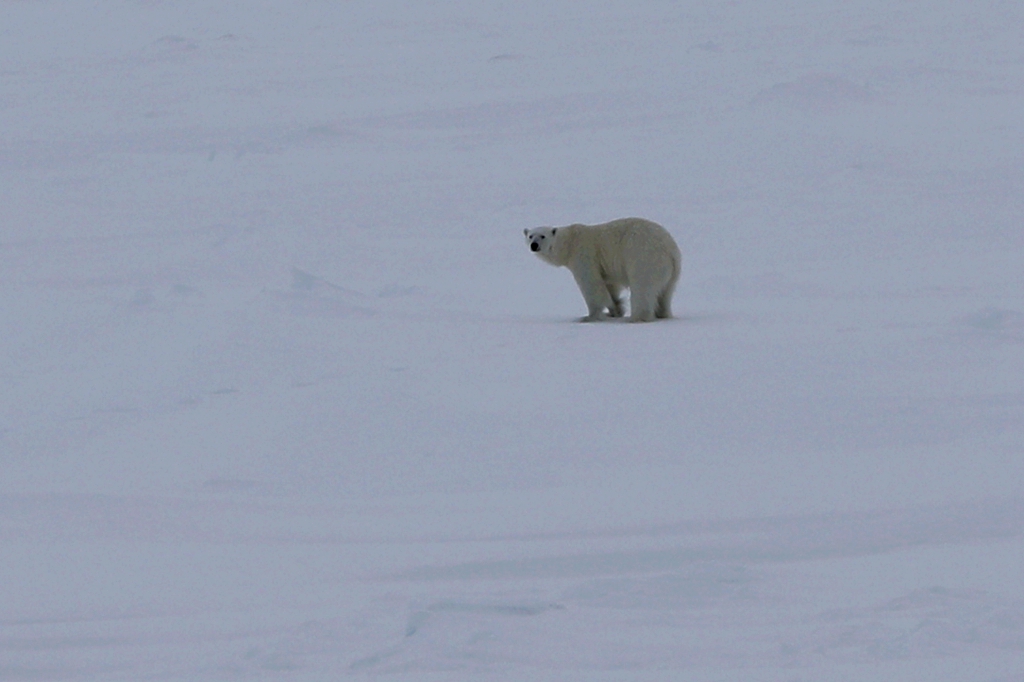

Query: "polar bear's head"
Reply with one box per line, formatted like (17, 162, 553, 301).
(524, 226, 559, 264)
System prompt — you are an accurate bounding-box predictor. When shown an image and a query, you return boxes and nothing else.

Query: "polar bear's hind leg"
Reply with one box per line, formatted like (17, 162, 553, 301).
(627, 273, 659, 322)
(655, 290, 673, 319)
(655, 256, 680, 319)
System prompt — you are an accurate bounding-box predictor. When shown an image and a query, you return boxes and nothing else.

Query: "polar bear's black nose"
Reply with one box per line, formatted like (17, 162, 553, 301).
(531, 242, 539, 252)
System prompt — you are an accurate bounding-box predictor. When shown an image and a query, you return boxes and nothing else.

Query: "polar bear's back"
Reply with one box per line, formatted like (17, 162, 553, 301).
(579, 218, 680, 283)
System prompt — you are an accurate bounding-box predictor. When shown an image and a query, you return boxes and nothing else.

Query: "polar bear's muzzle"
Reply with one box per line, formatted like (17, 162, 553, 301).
(531, 242, 540, 252)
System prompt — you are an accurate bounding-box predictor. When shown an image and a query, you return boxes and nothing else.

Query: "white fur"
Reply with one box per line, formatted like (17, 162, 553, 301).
(524, 217, 681, 322)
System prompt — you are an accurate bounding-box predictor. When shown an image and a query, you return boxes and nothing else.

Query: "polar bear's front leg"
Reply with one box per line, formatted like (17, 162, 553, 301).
(570, 264, 614, 322)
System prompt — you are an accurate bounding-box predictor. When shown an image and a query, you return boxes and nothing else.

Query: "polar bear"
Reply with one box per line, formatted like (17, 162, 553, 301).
(524, 217, 681, 322)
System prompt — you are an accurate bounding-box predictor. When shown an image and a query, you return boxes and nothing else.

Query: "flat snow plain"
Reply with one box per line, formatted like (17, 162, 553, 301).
(2, 1, 1024, 679)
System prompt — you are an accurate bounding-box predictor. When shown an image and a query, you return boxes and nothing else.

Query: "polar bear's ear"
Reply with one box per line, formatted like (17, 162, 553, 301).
(523, 228, 529, 236)
(551, 228, 557, 235)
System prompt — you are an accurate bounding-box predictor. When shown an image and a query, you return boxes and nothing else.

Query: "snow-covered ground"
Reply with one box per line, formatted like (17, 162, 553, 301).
(3, 1, 1023, 679)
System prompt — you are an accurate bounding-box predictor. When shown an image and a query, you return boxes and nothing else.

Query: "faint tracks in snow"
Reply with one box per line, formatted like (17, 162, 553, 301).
(393, 498, 1024, 581)
(403, 601, 565, 637)
(790, 587, 1024, 666)
(348, 600, 565, 673)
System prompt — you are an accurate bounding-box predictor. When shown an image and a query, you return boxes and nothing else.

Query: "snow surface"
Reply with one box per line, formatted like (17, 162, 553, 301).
(2, 1, 1024, 679)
